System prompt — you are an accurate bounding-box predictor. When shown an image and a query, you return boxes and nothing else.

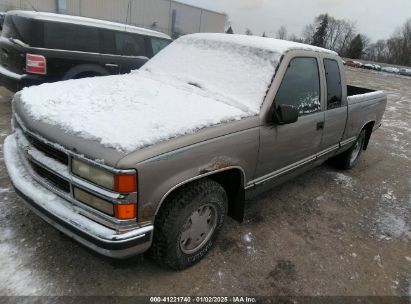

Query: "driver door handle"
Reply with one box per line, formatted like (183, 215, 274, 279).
(316, 121, 325, 130)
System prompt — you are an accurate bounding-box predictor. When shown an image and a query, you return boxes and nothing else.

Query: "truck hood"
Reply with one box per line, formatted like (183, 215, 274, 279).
(14, 71, 260, 167)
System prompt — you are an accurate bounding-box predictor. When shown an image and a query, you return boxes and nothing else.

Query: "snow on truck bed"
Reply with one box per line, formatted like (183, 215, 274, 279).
(20, 33, 336, 152)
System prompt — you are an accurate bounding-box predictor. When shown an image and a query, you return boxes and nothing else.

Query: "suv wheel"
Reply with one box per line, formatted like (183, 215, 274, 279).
(149, 179, 228, 270)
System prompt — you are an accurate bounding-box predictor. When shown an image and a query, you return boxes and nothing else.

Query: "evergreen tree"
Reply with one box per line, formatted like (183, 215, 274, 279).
(262, 32, 267, 37)
(312, 14, 329, 47)
(348, 34, 364, 59)
(225, 26, 234, 34)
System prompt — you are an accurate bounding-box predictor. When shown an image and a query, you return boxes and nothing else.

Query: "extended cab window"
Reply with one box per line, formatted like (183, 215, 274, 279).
(324, 59, 342, 109)
(44, 22, 100, 53)
(274, 57, 321, 116)
(115, 33, 146, 56)
(150, 37, 170, 55)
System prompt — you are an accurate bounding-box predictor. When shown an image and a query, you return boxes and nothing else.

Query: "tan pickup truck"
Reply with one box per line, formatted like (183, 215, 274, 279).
(4, 33, 387, 269)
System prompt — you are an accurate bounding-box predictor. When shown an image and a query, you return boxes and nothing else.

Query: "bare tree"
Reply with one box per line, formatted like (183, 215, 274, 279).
(337, 21, 357, 56)
(276, 26, 287, 40)
(303, 14, 357, 56)
(245, 28, 253, 36)
(289, 33, 303, 43)
(303, 24, 315, 44)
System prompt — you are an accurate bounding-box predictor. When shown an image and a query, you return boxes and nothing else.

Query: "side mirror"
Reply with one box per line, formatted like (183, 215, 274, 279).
(273, 104, 299, 125)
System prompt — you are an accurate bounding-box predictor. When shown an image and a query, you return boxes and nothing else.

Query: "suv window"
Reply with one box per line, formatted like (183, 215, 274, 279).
(115, 32, 146, 56)
(100, 29, 115, 54)
(1, 15, 42, 46)
(324, 59, 342, 109)
(274, 57, 321, 116)
(44, 22, 100, 53)
(150, 37, 170, 55)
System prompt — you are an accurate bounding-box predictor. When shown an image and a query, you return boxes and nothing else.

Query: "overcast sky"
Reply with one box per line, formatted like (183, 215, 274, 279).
(179, 0, 411, 41)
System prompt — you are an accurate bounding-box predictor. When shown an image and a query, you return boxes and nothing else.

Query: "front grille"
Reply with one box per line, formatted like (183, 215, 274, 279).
(26, 133, 69, 165)
(29, 160, 71, 193)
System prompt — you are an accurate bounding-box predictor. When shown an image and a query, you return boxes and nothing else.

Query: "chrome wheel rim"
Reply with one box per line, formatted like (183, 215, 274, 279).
(350, 137, 363, 164)
(180, 204, 217, 254)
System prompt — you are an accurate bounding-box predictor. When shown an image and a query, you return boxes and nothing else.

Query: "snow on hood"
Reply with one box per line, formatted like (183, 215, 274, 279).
(19, 34, 293, 152)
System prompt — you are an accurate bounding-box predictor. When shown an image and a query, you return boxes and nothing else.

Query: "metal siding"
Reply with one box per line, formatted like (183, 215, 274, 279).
(0, 0, 20, 11)
(23, 0, 56, 12)
(170, 1, 201, 34)
(66, 0, 80, 15)
(200, 10, 226, 33)
(134, 0, 171, 35)
(0, 0, 226, 36)
(80, 0, 128, 23)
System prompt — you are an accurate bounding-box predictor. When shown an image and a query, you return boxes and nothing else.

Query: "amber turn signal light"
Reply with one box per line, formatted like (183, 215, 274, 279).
(115, 204, 137, 220)
(114, 174, 137, 193)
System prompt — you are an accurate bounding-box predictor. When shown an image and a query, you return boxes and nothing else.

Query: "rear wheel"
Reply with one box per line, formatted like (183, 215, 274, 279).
(149, 179, 228, 270)
(62, 64, 109, 80)
(334, 130, 366, 170)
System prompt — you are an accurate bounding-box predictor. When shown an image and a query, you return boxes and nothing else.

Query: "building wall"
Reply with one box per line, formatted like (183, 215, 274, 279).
(170, 1, 201, 35)
(78, 0, 129, 23)
(131, 0, 171, 35)
(0, 0, 226, 37)
(200, 10, 226, 34)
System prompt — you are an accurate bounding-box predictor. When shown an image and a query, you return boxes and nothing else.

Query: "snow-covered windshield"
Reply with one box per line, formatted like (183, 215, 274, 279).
(141, 34, 282, 113)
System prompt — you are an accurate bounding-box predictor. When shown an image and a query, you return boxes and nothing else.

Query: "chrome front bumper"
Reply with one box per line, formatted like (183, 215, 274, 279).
(3, 134, 153, 258)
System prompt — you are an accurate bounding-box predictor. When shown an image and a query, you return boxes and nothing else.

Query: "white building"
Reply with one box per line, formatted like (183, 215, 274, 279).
(0, 0, 227, 38)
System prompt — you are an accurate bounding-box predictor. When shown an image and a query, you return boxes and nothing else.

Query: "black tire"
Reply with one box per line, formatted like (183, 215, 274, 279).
(149, 179, 228, 270)
(334, 130, 366, 170)
(62, 64, 109, 80)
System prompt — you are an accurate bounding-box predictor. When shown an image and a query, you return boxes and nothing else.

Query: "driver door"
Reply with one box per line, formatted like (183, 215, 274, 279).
(254, 56, 325, 186)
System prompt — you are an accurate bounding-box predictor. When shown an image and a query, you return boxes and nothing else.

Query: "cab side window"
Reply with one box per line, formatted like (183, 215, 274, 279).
(324, 59, 342, 109)
(150, 37, 171, 55)
(115, 33, 146, 56)
(274, 57, 321, 116)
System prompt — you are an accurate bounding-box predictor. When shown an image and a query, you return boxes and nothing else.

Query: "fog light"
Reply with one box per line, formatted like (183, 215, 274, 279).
(73, 187, 114, 216)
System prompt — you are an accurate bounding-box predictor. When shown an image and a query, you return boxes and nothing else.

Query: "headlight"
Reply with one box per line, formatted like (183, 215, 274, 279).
(71, 158, 137, 193)
(72, 158, 115, 190)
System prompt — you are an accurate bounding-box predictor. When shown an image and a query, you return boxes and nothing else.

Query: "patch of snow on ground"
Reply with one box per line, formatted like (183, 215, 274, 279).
(374, 187, 411, 241)
(243, 232, 253, 243)
(333, 173, 355, 189)
(374, 255, 384, 268)
(0, 187, 10, 194)
(217, 270, 224, 279)
(0, 242, 44, 295)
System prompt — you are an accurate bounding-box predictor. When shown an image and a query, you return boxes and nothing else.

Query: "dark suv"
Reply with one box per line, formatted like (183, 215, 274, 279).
(0, 11, 171, 91)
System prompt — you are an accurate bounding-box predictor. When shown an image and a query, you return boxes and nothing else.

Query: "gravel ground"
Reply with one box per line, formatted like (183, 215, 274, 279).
(0, 68, 410, 296)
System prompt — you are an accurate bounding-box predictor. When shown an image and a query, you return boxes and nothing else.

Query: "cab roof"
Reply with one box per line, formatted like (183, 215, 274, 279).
(183, 33, 338, 56)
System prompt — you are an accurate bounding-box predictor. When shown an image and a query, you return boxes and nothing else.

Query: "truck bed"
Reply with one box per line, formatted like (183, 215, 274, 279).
(344, 85, 387, 140)
(347, 85, 375, 96)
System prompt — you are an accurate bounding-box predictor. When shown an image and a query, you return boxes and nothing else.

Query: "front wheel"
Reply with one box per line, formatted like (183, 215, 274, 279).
(334, 130, 366, 170)
(149, 179, 228, 270)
